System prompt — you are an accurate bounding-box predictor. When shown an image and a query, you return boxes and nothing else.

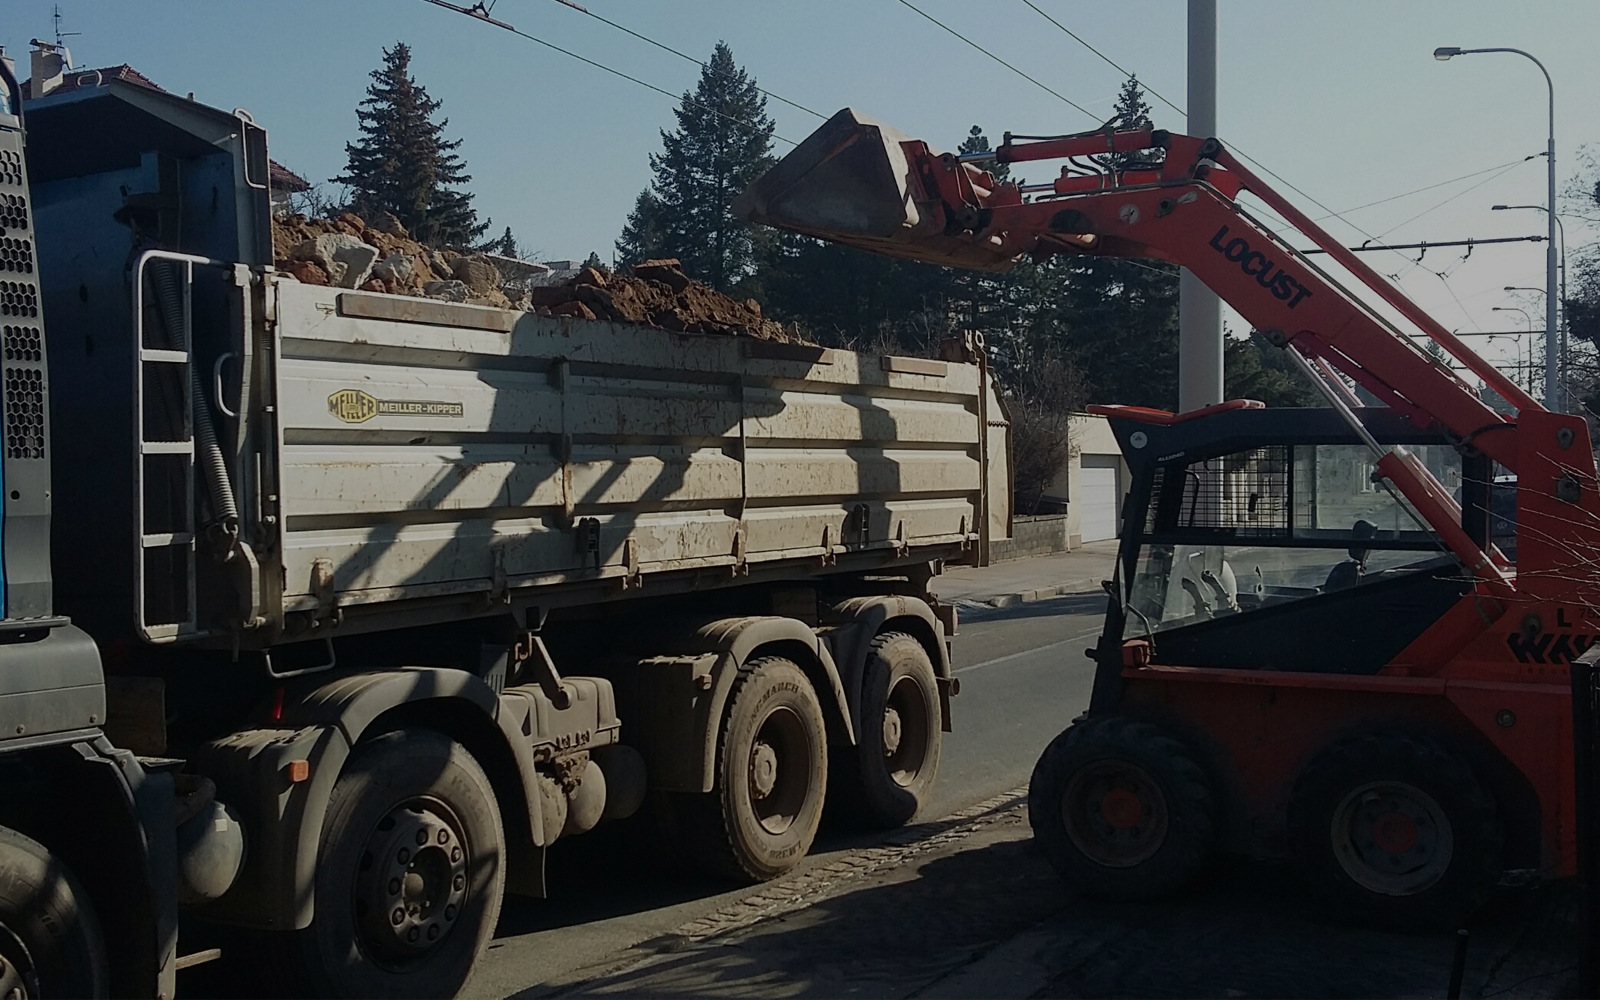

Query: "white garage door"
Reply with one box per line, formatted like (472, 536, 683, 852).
(1079, 459, 1121, 542)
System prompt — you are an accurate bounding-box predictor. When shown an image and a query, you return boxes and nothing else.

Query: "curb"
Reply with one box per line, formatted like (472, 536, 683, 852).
(983, 576, 1105, 609)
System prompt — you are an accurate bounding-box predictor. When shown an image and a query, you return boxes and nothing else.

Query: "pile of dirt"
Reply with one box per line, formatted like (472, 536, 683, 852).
(271, 213, 805, 342)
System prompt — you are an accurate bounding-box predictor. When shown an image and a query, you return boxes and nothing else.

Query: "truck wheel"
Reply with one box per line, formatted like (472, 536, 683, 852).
(1028, 717, 1216, 901)
(1290, 734, 1501, 929)
(673, 656, 828, 882)
(0, 826, 108, 998)
(833, 632, 942, 828)
(298, 729, 505, 999)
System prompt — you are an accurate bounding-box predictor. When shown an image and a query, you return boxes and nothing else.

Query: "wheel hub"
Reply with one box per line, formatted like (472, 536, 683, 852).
(1330, 781, 1453, 895)
(882, 706, 903, 756)
(0, 953, 26, 1000)
(1062, 760, 1168, 868)
(750, 741, 779, 799)
(355, 802, 469, 963)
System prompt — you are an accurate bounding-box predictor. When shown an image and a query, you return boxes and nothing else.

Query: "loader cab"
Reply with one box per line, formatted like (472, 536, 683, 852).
(1090, 404, 1488, 692)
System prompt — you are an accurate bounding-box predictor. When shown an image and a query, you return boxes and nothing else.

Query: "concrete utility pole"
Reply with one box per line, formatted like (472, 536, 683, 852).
(1179, 0, 1223, 412)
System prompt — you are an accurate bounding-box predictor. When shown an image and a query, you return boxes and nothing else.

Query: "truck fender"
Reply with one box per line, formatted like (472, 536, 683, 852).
(664, 617, 854, 794)
(826, 596, 950, 735)
(192, 666, 546, 932)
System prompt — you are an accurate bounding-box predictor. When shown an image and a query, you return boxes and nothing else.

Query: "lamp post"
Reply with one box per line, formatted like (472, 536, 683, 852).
(1494, 203, 1567, 406)
(1493, 306, 1534, 391)
(1436, 45, 1557, 409)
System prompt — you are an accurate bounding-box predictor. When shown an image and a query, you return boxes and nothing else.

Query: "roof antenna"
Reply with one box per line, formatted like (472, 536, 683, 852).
(53, 4, 80, 58)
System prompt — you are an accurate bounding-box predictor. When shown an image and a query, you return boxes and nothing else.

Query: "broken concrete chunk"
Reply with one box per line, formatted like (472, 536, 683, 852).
(369, 211, 408, 237)
(574, 266, 608, 288)
(292, 233, 380, 288)
(452, 254, 502, 294)
(372, 253, 417, 288)
(283, 259, 330, 286)
(632, 258, 691, 292)
(422, 279, 470, 302)
(550, 300, 597, 320)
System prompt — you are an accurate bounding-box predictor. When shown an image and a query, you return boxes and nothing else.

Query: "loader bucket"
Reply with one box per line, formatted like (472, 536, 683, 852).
(732, 108, 1021, 273)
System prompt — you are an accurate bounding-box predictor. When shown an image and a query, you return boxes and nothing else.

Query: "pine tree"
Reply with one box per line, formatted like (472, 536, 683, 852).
(581, 251, 605, 271)
(615, 42, 775, 290)
(1100, 76, 1162, 170)
(335, 42, 486, 247)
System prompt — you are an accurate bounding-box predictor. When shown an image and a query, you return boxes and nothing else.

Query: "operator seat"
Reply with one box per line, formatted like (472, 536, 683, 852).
(1323, 519, 1377, 592)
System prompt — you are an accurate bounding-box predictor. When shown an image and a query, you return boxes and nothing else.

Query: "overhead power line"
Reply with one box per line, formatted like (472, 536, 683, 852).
(1372, 158, 1534, 240)
(1019, 0, 1187, 119)
(896, 0, 1101, 122)
(544, 0, 827, 120)
(1300, 235, 1545, 255)
(420, 0, 797, 144)
(1319, 155, 1539, 220)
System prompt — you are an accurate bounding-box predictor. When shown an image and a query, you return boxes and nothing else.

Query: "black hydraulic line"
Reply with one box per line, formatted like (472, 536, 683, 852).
(1300, 235, 1545, 255)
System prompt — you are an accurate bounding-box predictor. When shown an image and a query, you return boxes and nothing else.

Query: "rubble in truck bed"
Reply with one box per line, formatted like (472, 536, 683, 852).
(271, 212, 806, 342)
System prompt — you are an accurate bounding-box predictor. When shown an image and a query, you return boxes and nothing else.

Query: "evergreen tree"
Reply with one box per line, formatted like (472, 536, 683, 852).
(487, 226, 519, 259)
(615, 42, 775, 290)
(1100, 76, 1161, 170)
(335, 42, 486, 246)
(582, 251, 606, 271)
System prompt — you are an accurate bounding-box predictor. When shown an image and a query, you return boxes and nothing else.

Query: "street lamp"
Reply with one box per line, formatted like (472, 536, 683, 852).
(1494, 203, 1568, 406)
(1435, 45, 1558, 409)
(1493, 306, 1534, 390)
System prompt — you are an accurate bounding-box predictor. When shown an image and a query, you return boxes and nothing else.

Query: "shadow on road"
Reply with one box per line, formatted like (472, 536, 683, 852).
(545, 814, 1579, 1000)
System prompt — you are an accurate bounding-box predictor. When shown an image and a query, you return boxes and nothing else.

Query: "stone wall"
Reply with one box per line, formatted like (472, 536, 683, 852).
(990, 513, 1070, 562)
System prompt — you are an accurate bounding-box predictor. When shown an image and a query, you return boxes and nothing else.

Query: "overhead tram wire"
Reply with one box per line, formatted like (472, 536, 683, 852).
(544, 0, 828, 120)
(419, 0, 800, 145)
(1019, 0, 1187, 119)
(896, 0, 1101, 123)
(1318, 155, 1540, 220)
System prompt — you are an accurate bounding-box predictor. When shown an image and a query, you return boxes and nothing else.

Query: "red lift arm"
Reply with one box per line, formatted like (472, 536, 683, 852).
(736, 111, 1600, 619)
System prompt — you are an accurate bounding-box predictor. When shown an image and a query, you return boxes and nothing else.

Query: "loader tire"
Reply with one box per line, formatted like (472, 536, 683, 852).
(668, 656, 827, 882)
(832, 632, 942, 829)
(1290, 733, 1501, 929)
(1029, 716, 1216, 901)
(0, 826, 108, 998)
(295, 729, 505, 999)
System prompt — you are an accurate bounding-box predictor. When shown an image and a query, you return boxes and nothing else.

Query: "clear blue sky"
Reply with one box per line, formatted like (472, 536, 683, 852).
(10, 0, 1599, 378)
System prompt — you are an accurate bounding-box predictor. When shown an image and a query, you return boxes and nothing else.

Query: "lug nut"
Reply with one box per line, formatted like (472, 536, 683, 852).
(428, 924, 441, 940)
(416, 829, 429, 846)
(398, 848, 410, 864)
(453, 874, 465, 892)
(408, 927, 420, 943)
(451, 846, 462, 863)
(388, 878, 401, 895)
(438, 828, 450, 844)
(445, 903, 457, 920)
(392, 907, 405, 926)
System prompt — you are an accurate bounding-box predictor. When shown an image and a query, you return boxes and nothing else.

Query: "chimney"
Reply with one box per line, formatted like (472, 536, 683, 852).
(28, 39, 70, 99)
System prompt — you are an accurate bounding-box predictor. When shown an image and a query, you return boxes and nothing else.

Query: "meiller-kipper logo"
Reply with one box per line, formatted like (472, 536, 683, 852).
(327, 389, 464, 424)
(1208, 225, 1313, 309)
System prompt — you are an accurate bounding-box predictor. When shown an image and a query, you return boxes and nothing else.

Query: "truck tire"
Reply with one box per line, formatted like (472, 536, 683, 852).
(296, 729, 505, 999)
(1028, 716, 1216, 901)
(1290, 733, 1501, 929)
(670, 656, 828, 882)
(833, 632, 942, 828)
(0, 826, 108, 999)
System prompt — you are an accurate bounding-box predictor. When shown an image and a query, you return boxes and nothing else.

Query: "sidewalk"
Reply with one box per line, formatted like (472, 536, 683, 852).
(931, 539, 1119, 608)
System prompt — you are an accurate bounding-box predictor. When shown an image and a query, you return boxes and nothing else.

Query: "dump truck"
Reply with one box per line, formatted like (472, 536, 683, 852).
(738, 108, 1600, 930)
(7, 77, 1010, 996)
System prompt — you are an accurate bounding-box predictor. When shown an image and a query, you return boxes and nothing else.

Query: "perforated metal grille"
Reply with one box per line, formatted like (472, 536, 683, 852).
(3, 325, 40, 362)
(0, 237, 32, 275)
(1143, 466, 1166, 535)
(1176, 446, 1291, 533)
(0, 281, 37, 318)
(0, 151, 21, 189)
(0, 194, 26, 236)
(4, 367, 44, 459)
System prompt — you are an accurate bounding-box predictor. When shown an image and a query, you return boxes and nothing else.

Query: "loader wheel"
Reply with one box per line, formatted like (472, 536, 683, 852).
(1028, 717, 1216, 901)
(832, 632, 942, 829)
(0, 826, 108, 998)
(669, 656, 828, 882)
(1291, 734, 1501, 929)
(297, 729, 505, 999)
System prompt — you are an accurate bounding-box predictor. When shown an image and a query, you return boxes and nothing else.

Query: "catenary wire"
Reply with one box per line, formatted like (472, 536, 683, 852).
(419, 0, 797, 145)
(1019, 0, 1187, 119)
(543, 0, 828, 120)
(1320, 155, 1539, 220)
(897, 0, 1101, 122)
(1372, 158, 1533, 240)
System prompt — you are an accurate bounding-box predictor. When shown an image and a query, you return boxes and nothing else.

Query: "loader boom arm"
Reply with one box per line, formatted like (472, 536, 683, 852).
(734, 111, 1583, 600)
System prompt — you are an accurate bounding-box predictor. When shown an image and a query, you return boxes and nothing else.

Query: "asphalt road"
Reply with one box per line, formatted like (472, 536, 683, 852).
(461, 594, 1109, 999)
